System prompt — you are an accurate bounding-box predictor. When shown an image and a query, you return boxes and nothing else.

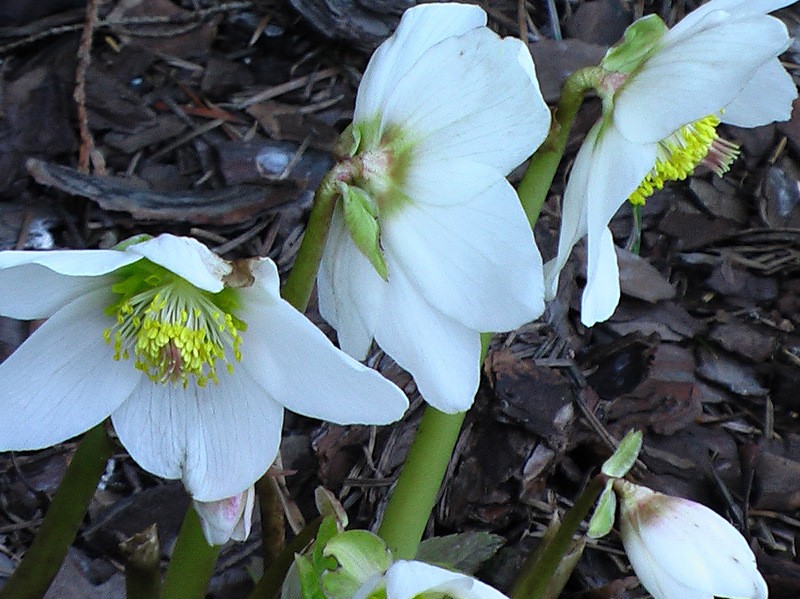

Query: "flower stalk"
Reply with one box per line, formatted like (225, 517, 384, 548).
(162, 508, 222, 599)
(0, 424, 114, 599)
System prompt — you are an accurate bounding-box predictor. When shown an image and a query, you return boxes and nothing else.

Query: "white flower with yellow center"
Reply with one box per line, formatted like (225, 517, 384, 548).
(0, 234, 408, 501)
(545, 0, 797, 326)
(616, 479, 767, 599)
(318, 3, 551, 413)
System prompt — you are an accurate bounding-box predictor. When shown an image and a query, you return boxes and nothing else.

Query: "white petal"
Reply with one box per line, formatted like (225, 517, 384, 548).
(620, 484, 767, 599)
(0, 265, 114, 320)
(126, 234, 231, 292)
(318, 207, 386, 360)
(403, 158, 500, 207)
(193, 485, 255, 545)
(614, 13, 790, 143)
(386, 561, 509, 599)
(111, 373, 284, 502)
(383, 29, 549, 174)
(544, 121, 655, 324)
(0, 288, 141, 450)
(722, 58, 797, 127)
(383, 178, 543, 332)
(668, 0, 796, 39)
(0, 247, 138, 275)
(374, 266, 480, 413)
(237, 282, 408, 425)
(354, 3, 486, 123)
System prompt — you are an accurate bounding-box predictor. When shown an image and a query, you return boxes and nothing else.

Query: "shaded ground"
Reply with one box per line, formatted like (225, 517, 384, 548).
(2, 0, 800, 597)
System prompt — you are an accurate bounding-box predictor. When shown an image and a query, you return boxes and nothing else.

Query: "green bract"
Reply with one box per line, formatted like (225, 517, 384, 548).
(602, 14, 667, 75)
(601, 430, 642, 478)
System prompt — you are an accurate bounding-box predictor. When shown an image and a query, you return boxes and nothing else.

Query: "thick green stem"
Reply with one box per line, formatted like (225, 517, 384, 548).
(162, 508, 221, 599)
(517, 67, 602, 227)
(281, 166, 348, 311)
(120, 524, 162, 599)
(0, 424, 113, 599)
(510, 475, 605, 599)
(377, 334, 492, 559)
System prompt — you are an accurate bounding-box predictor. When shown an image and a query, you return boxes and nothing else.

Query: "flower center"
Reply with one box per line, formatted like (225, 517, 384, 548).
(103, 261, 245, 387)
(628, 114, 739, 206)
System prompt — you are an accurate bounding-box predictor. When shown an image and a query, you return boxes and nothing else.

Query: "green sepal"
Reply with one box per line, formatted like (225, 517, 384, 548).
(333, 123, 361, 159)
(340, 183, 388, 281)
(601, 430, 642, 478)
(587, 480, 616, 539)
(320, 530, 392, 599)
(602, 14, 668, 74)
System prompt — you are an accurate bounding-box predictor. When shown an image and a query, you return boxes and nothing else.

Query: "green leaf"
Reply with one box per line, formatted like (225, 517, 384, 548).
(415, 532, 505, 574)
(601, 430, 642, 478)
(587, 481, 616, 539)
(321, 530, 391, 599)
(602, 14, 668, 74)
(295, 554, 328, 599)
(340, 183, 388, 280)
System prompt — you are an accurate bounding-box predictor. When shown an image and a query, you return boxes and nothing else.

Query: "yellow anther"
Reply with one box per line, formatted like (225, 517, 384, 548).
(629, 114, 739, 206)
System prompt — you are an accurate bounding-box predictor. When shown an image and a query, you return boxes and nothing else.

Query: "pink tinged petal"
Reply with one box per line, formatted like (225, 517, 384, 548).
(620, 485, 767, 599)
(318, 207, 386, 360)
(237, 286, 408, 426)
(193, 485, 255, 545)
(614, 13, 791, 143)
(126, 233, 231, 292)
(384, 29, 549, 174)
(382, 178, 543, 333)
(374, 265, 480, 413)
(111, 373, 284, 502)
(386, 561, 509, 599)
(0, 288, 141, 450)
(354, 3, 486, 123)
(722, 58, 797, 127)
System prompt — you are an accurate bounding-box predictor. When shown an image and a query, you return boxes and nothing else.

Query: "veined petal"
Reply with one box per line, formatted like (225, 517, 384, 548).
(237, 260, 408, 425)
(383, 178, 543, 332)
(126, 234, 231, 293)
(383, 29, 549, 174)
(668, 0, 797, 39)
(0, 288, 140, 450)
(318, 207, 386, 360)
(0, 266, 114, 320)
(354, 3, 486, 123)
(111, 373, 284, 502)
(386, 561, 509, 599)
(614, 12, 791, 143)
(722, 58, 797, 127)
(374, 266, 480, 413)
(581, 227, 621, 326)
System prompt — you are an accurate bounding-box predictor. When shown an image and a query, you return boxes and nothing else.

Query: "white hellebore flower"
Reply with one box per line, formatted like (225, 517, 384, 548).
(0, 233, 408, 501)
(382, 560, 509, 599)
(318, 3, 551, 412)
(616, 479, 767, 599)
(545, 0, 798, 326)
(194, 485, 255, 545)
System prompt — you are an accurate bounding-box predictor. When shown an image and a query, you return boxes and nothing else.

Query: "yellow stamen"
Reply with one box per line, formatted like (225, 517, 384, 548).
(629, 114, 739, 206)
(104, 262, 245, 387)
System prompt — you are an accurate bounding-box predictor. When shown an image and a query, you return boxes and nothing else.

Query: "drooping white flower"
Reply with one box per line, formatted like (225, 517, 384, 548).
(194, 485, 255, 545)
(318, 3, 551, 413)
(545, 0, 797, 326)
(616, 479, 767, 599)
(0, 233, 408, 501)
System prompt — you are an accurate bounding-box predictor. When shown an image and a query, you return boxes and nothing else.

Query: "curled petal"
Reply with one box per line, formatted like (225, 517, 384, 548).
(0, 288, 140, 450)
(112, 373, 284, 502)
(127, 233, 231, 293)
(193, 485, 256, 545)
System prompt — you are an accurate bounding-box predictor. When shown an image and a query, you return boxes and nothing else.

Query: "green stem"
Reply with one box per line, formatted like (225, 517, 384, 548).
(162, 507, 221, 599)
(377, 334, 492, 559)
(517, 67, 602, 227)
(281, 165, 348, 311)
(247, 517, 323, 599)
(0, 424, 113, 599)
(510, 475, 605, 599)
(120, 524, 162, 599)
